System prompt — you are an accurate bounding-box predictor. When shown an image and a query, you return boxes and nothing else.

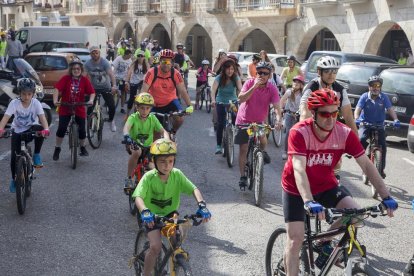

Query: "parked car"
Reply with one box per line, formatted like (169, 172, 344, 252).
(303, 51, 397, 83)
(335, 62, 404, 109)
(408, 114, 414, 153)
(227, 51, 255, 75)
(24, 40, 86, 56)
(268, 54, 301, 75)
(24, 52, 78, 103)
(52, 47, 91, 64)
(378, 67, 414, 142)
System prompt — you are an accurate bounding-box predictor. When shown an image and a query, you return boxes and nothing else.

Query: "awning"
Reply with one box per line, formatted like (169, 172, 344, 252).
(59, 16, 70, 22)
(39, 16, 49, 22)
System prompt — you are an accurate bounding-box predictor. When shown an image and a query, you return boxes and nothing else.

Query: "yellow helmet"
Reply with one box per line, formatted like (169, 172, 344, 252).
(153, 55, 160, 64)
(150, 138, 177, 156)
(135, 92, 154, 106)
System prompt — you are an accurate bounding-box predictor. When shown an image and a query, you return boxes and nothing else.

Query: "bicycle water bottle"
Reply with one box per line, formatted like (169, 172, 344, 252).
(315, 243, 333, 269)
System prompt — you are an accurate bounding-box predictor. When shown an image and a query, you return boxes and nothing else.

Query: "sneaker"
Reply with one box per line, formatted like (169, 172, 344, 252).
(239, 176, 248, 190)
(263, 151, 271, 164)
(215, 145, 223, 154)
(120, 108, 125, 114)
(110, 120, 117, 132)
(33, 153, 43, 167)
(80, 146, 89, 156)
(282, 152, 288, 160)
(53, 147, 61, 161)
(9, 179, 16, 193)
(124, 178, 134, 195)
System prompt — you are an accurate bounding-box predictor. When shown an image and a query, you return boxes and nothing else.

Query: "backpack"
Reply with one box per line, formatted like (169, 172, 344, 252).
(306, 78, 344, 107)
(150, 66, 176, 88)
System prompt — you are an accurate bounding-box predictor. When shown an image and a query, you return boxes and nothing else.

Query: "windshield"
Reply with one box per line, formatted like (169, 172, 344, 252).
(381, 70, 414, 95)
(336, 65, 376, 85)
(17, 30, 28, 44)
(12, 58, 41, 84)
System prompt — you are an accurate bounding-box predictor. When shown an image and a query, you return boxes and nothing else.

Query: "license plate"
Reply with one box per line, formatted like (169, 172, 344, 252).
(43, 88, 56, 94)
(393, 106, 406, 113)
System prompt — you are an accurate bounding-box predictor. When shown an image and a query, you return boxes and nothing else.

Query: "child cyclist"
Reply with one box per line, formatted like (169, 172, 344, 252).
(132, 138, 211, 276)
(122, 93, 169, 193)
(195, 59, 215, 109)
(0, 78, 50, 193)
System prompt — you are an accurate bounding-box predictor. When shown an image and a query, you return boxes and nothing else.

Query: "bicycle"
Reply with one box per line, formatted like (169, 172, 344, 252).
(114, 79, 124, 111)
(121, 135, 151, 226)
(199, 82, 212, 113)
(220, 100, 238, 168)
(151, 111, 188, 142)
(268, 105, 282, 147)
(265, 204, 387, 276)
(87, 93, 104, 149)
(238, 123, 273, 207)
(1, 130, 43, 215)
(131, 213, 203, 276)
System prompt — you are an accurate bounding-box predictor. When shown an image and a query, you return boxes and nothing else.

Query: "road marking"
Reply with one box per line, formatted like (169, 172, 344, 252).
(402, 157, 414, 166)
(0, 150, 11, 161)
(208, 127, 215, 137)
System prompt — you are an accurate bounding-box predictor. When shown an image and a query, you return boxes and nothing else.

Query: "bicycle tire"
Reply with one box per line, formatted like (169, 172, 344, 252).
(175, 254, 193, 276)
(70, 123, 79, 170)
(129, 193, 137, 215)
(26, 157, 32, 197)
(372, 150, 382, 198)
(225, 126, 234, 168)
(87, 112, 103, 149)
(253, 149, 264, 207)
(15, 157, 27, 215)
(206, 88, 212, 113)
(200, 89, 205, 110)
(269, 111, 282, 147)
(134, 229, 167, 276)
(222, 129, 227, 157)
(350, 260, 379, 276)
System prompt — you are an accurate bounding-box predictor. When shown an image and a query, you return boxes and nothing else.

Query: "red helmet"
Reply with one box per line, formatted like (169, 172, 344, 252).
(159, 49, 175, 59)
(292, 75, 305, 84)
(307, 89, 339, 110)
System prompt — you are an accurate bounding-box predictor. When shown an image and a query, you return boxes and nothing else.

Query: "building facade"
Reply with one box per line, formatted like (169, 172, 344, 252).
(1, 0, 413, 65)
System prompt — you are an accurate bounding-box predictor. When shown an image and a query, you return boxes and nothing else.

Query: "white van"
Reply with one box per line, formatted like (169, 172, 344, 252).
(16, 26, 108, 56)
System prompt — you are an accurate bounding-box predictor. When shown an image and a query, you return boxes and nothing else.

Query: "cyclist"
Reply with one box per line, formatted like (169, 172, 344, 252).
(134, 42, 152, 65)
(173, 43, 191, 89)
(0, 78, 49, 193)
(122, 93, 169, 193)
(140, 49, 193, 134)
(112, 49, 132, 114)
(354, 75, 400, 178)
(211, 58, 242, 154)
(117, 41, 127, 57)
(52, 59, 95, 160)
(247, 54, 261, 79)
(281, 89, 398, 275)
(213, 49, 227, 74)
(85, 46, 118, 132)
(279, 75, 304, 160)
(132, 138, 211, 276)
(281, 55, 302, 89)
(150, 40, 162, 56)
(235, 61, 283, 188)
(195, 59, 215, 110)
(227, 54, 243, 79)
(259, 49, 271, 62)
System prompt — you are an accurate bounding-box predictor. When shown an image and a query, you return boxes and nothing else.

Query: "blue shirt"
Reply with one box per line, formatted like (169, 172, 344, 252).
(215, 75, 239, 104)
(356, 91, 392, 124)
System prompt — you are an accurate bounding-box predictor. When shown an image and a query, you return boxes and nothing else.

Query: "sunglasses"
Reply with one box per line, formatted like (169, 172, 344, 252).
(370, 83, 382, 89)
(257, 71, 270, 76)
(322, 69, 338, 74)
(317, 110, 339, 118)
(161, 59, 172, 65)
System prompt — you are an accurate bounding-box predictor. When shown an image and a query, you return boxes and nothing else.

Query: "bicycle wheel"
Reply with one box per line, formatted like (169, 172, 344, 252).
(15, 157, 27, 215)
(206, 88, 212, 113)
(253, 149, 264, 207)
(26, 156, 33, 198)
(225, 126, 235, 168)
(129, 193, 137, 215)
(134, 229, 167, 276)
(350, 259, 379, 276)
(372, 150, 382, 198)
(70, 123, 79, 170)
(175, 254, 193, 276)
(87, 112, 103, 149)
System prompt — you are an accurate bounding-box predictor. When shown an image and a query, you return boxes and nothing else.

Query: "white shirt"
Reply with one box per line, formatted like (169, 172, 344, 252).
(112, 56, 132, 80)
(129, 64, 145, 84)
(6, 98, 44, 133)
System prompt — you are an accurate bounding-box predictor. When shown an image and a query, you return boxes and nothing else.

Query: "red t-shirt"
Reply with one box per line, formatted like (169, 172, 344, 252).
(55, 75, 95, 118)
(281, 118, 364, 196)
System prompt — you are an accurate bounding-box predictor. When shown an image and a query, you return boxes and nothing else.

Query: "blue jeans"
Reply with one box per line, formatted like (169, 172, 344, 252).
(358, 126, 387, 171)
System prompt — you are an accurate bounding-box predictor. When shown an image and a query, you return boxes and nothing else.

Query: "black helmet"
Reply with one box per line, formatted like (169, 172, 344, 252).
(253, 54, 261, 61)
(18, 78, 36, 92)
(256, 61, 273, 71)
(287, 55, 296, 61)
(368, 75, 383, 86)
(69, 57, 83, 67)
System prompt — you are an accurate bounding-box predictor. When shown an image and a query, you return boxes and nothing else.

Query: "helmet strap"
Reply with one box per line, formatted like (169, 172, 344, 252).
(313, 113, 333, 133)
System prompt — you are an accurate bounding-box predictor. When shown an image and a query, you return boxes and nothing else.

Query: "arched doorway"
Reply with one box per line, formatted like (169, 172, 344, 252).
(150, 23, 171, 50)
(184, 24, 212, 67)
(239, 29, 276, 53)
(305, 28, 340, 59)
(378, 23, 410, 61)
(121, 22, 134, 43)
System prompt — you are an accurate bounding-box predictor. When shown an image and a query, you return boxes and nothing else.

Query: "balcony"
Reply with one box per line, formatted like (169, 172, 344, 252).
(67, 0, 109, 16)
(338, 0, 367, 4)
(206, 0, 229, 14)
(112, 0, 128, 15)
(233, 0, 296, 17)
(174, 0, 193, 16)
(1, 0, 33, 6)
(300, 0, 339, 8)
(134, 0, 163, 16)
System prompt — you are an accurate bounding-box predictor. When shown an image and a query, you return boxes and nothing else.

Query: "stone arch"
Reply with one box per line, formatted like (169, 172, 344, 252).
(229, 27, 278, 53)
(296, 25, 341, 60)
(142, 22, 171, 49)
(113, 21, 134, 43)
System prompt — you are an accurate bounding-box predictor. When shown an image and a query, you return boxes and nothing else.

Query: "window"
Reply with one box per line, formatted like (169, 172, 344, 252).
(29, 42, 47, 53)
(26, 56, 68, 71)
(17, 30, 28, 44)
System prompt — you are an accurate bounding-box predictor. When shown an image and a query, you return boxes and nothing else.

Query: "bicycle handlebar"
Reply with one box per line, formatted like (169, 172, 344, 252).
(237, 123, 273, 130)
(0, 130, 44, 139)
(151, 110, 189, 118)
(58, 102, 91, 107)
(357, 121, 394, 129)
(324, 204, 387, 224)
(155, 214, 204, 227)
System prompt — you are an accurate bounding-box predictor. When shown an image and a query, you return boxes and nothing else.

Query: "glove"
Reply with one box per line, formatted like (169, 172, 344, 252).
(393, 120, 400, 128)
(185, 105, 194, 114)
(140, 209, 154, 224)
(40, 129, 50, 137)
(123, 134, 133, 145)
(196, 201, 211, 219)
(381, 196, 398, 211)
(304, 200, 323, 215)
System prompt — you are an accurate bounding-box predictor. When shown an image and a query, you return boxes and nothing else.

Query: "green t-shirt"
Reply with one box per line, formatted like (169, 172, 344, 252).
(117, 47, 126, 56)
(132, 168, 197, 216)
(134, 48, 151, 62)
(127, 112, 163, 147)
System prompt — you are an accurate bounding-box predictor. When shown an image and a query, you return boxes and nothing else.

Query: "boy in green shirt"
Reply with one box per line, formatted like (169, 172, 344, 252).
(122, 92, 168, 193)
(132, 138, 211, 276)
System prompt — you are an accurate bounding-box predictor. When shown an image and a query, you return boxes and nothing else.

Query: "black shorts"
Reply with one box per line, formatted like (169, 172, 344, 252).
(282, 186, 351, 223)
(151, 99, 182, 114)
(196, 80, 207, 88)
(234, 127, 249, 145)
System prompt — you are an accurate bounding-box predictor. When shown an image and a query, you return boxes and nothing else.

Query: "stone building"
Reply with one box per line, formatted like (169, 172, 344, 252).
(1, 0, 413, 65)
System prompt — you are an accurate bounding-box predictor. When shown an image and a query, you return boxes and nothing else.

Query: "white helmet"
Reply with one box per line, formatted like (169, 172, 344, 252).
(316, 56, 340, 69)
(201, 59, 210, 65)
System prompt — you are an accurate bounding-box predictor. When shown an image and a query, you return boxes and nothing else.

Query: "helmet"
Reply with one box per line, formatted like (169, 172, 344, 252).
(292, 75, 305, 84)
(222, 58, 236, 67)
(150, 138, 177, 156)
(316, 56, 340, 69)
(227, 54, 238, 63)
(201, 59, 210, 65)
(253, 54, 261, 61)
(368, 75, 383, 86)
(134, 92, 154, 106)
(159, 49, 175, 59)
(287, 55, 296, 61)
(140, 41, 146, 47)
(256, 61, 273, 71)
(69, 57, 83, 67)
(153, 55, 160, 64)
(218, 49, 225, 54)
(17, 78, 36, 92)
(176, 42, 184, 49)
(307, 89, 339, 110)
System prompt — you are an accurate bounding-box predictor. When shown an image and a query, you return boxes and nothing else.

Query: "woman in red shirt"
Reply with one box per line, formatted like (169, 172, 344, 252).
(52, 59, 95, 160)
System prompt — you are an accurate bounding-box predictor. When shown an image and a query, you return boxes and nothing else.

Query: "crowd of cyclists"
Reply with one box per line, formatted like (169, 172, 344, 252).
(0, 36, 408, 275)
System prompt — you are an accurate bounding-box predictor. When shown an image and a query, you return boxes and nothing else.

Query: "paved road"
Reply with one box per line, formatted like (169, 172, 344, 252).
(0, 76, 413, 275)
